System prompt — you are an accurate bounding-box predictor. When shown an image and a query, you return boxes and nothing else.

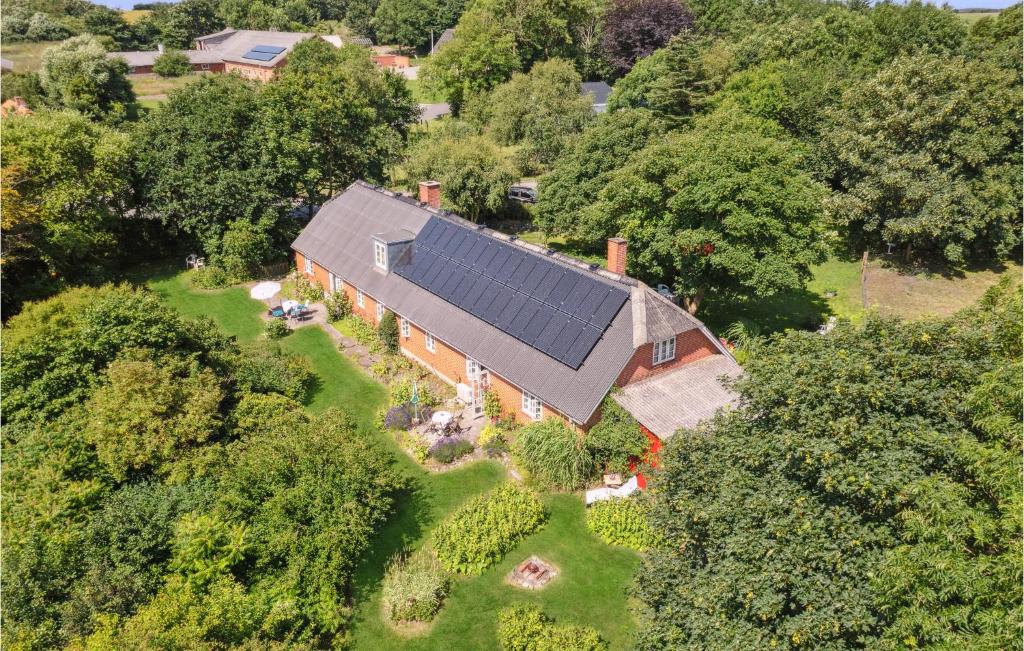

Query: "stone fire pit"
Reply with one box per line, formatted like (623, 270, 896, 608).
(507, 555, 558, 590)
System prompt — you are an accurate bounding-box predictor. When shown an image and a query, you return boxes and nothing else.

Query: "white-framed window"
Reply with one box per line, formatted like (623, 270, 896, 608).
(356, 288, 365, 308)
(653, 336, 676, 365)
(425, 332, 435, 353)
(304, 258, 313, 275)
(376, 302, 385, 321)
(330, 273, 342, 293)
(374, 241, 387, 270)
(401, 317, 410, 337)
(521, 391, 542, 421)
(200, 63, 210, 70)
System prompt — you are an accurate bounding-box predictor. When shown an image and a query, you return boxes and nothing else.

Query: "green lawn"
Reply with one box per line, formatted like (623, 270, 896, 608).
(146, 269, 265, 342)
(142, 268, 641, 649)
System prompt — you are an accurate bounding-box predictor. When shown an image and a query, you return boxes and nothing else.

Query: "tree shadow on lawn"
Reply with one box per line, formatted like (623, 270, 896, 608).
(873, 254, 1014, 280)
(699, 286, 833, 336)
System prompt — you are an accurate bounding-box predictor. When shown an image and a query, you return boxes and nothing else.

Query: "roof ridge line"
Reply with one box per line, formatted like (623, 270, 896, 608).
(352, 180, 638, 287)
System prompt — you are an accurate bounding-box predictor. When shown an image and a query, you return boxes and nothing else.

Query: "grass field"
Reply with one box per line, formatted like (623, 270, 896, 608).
(865, 259, 1022, 320)
(121, 9, 152, 23)
(406, 77, 446, 103)
(2, 40, 58, 72)
(142, 268, 641, 649)
(130, 73, 207, 101)
(956, 10, 999, 24)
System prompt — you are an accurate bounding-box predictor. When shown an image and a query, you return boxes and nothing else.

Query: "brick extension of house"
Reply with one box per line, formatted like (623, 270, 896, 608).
(291, 181, 741, 470)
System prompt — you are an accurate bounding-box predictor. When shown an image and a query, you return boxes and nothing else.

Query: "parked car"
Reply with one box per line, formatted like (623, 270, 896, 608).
(508, 185, 537, 203)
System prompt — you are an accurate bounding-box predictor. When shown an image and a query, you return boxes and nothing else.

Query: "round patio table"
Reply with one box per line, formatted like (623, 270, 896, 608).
(431, 411, 453, 428)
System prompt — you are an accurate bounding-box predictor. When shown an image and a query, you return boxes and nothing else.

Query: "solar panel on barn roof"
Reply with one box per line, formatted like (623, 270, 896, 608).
(251, 45, 287, 54)
(241, 50, 277, 62)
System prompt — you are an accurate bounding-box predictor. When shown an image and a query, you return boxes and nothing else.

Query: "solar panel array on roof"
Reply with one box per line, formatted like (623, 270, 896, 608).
(393, 217, 628, 369)
(252, 44, 287, 54)
(242, 49, 277, 61)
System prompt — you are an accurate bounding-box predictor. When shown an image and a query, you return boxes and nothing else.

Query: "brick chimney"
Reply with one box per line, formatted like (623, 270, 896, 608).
(607, 237, 627, 274)
(418, 180, 441, 210)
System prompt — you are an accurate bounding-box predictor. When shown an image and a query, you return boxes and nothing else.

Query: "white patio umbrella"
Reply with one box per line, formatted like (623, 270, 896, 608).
(249, 281, 281, 302)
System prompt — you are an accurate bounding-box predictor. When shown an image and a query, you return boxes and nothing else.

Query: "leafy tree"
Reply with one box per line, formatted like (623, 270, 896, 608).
(62, 480, 216, 637)
(215, 409, 406, 640)
(135, 74, 287, 257)
(590, 109, 828, 314)
(965, 3, 1022, 79)
(84, 350, 224, 481)
(82, 6, 139, 49)
(421, 8, 519, 110)
(585, 397, 648, 475)
(606, 33, 718, 123)
(1, 110, 133, 313)
(485, 58, 593, 167)
(636, 280, 1022, 650)
(403, 131, 518, 221)
(152, 50, 192, 77)
(1, 284, 228, 424)
(373, 0, 438, 51)
(820, 54, 1022, 264)
(474, 0, 598, 68)
(214, 217, 274, 280)
(866, 0, 966, 65)
(534, 108, 663, 236)
(261, 39, 418, 206)
(146, 0, 224, 50)
(600, 0, 693, 76)
(39, 35, 137, 122)
(0, 71, 46, 107)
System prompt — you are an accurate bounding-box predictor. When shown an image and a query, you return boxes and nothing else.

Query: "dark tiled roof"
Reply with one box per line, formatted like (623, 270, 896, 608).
(292, 182, 637, 423)
(291, 181, 735, 424)
(581, 81, 612, 106)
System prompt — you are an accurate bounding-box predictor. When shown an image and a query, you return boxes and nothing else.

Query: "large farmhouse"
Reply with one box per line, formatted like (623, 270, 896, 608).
(292, 181, 740, 459)
(110, 30, 349, 80)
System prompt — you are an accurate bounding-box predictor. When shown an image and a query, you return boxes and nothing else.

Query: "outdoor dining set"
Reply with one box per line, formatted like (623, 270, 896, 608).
(268, 299, 312, 322)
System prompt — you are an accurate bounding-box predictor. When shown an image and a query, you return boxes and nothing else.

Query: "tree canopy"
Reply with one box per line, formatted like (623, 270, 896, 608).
(588, 109, 828, 313)
(1, 284, 405, 649)
(39, 35, 137, 123)
(600, 0, 693, 76)
(637, 279, 1022, 649)
(820, 53, 1022, 264)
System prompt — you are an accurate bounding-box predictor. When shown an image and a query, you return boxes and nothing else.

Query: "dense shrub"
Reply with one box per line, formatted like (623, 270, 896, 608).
(390, 377, 442, 410)
(585, 497, 661, 551)
(264, 318, 289, 339)
(377, 310, 400, 354)
(433, 484, 547, 575)
(428, 437, 474, 464)
(497, 605, 607, 651)
(230, 344, 315, 401)
(513, 419, 596, 490)
(381, 548, 450, 623)
(483, 389, 503, 420)
(381, 403, 416, 430)
(586, 398, 649, 475)
(153, 51, 192, 77)
(325, 290, 351, 321)
(478, 424, 509, 457)
(293, 273, 325, 303)
(214, 218, 272, 281)
(191, 265, 230, 288)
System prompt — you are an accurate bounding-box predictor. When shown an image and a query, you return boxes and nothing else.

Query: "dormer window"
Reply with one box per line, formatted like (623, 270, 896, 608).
(374, 240, 387, 270)
(653, 337, 676, 365)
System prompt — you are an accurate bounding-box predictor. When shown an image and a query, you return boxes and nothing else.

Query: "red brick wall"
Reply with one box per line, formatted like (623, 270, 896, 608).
(615, 329, 717, 387)
(225, 60, 281, 82)
(294, 251, 575, 428)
